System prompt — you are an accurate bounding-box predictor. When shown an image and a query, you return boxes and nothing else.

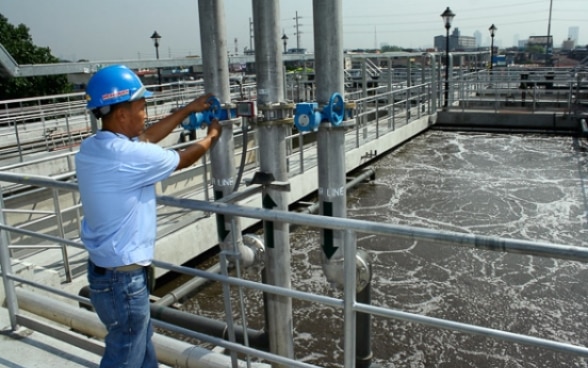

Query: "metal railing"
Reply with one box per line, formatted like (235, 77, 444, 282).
(2, 172, 588, 367)
(453, 67, 585, 113)
(1, 66, 585, 283)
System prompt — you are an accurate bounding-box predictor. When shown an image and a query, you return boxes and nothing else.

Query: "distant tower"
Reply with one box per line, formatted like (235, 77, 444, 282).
(249, 17, 254, 51)
(474, 30, 482, 48)
(234, 38, 238, 55)
(513, 34, 520, 48)
(293, 11, 302, 49)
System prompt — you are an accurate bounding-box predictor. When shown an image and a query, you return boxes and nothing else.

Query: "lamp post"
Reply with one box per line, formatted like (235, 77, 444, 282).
(489, 24, 497, 70)
(281, 33, 289, 53)
(150, 30, 162, 90)
(441, 7, 455, 108)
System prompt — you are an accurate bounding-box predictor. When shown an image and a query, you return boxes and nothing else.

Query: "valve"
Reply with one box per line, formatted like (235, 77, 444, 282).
(294, 92, 345, 132)
(182, 96, 227, 130)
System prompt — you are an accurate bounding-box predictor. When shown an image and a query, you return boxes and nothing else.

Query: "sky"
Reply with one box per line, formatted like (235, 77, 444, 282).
(0, 0, 586, 62)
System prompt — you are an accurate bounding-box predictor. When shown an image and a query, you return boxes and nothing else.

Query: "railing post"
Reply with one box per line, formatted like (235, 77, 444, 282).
(343, 229, 357, 368)
(51, 188, 72, 282)
(392, 90, 396, 131)
(375, 96, 380, 138)
(0, 186, 19, 330)
(298, 132, 305, 174)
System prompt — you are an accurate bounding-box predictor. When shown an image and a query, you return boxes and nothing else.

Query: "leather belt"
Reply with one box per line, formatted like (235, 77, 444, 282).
(93, 263, 144, 275)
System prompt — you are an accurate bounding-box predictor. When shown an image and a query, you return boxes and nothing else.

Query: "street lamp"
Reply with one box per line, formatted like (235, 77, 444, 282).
(489, 24, 497, 70)
(281, 33, 289, 53)
(150, 30, 162, 90)
(441, 7, 455, 108)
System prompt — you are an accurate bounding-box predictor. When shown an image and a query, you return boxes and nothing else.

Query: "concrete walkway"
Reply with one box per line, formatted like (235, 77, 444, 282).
(0, 306, 101, 368)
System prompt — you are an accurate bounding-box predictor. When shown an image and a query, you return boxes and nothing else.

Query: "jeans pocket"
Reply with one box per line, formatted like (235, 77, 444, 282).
(89, 284, 118, 329)
(126, 271, 148, 298)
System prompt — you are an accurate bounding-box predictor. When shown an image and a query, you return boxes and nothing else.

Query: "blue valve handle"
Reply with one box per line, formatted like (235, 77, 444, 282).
(182, 96, 223, 130)
(207, 96, 222, 121)
(325, 92, 344, 126)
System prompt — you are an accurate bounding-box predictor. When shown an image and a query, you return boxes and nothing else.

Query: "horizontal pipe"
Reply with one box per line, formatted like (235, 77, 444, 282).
(154, 263, 222, 307)
(78, 285, 268, 350)
(16, 288, 270, 368)
(150, 302, 268, 350)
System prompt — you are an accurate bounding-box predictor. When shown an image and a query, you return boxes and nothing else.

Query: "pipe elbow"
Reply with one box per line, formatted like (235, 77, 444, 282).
(241, 233, 265, 268)
(322, 249, 372, 292)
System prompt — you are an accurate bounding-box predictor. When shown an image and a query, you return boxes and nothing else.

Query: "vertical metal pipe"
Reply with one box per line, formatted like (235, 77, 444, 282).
(355, 263, 373, 368)
(313, 0, 346, 262)
(313, 5, 374, 368)
(252, 0, 294, 364)
(198, 0, 253, 265)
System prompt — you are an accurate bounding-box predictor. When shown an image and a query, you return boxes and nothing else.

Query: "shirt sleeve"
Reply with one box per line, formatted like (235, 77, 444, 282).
(122, 141, 180, 188)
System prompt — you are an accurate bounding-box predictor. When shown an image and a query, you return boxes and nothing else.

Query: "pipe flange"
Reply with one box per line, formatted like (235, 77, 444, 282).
(356, 249, 372, 292)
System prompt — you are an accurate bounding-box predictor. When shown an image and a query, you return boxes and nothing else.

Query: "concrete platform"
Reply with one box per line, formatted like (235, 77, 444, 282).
(0, 306, 102, 368)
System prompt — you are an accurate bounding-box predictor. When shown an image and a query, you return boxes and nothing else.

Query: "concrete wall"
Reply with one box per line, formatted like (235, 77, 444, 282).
(436, 111, 579, 133)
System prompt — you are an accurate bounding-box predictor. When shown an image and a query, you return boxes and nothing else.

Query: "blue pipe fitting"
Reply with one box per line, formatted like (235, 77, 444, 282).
(182, 97, 235, 130)
(294, 92, 345, 132)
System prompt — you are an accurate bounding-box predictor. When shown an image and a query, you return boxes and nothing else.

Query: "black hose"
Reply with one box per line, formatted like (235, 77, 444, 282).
(233, 119, 248, 193)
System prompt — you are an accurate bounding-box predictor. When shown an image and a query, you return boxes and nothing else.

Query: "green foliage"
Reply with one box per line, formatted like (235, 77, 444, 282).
(381, 45, 403, 52)
(286, 66, 314, 73)
(0, 13, 72, 100)
(526, 44, 545, 54)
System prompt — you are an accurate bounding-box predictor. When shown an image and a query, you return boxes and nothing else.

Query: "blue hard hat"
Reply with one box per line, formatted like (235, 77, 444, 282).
(85, 65, 153, 111)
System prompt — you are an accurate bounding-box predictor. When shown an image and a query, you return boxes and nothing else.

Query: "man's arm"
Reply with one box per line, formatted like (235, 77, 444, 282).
(139, 93, 212, 143)
(175, 119, 222, 171)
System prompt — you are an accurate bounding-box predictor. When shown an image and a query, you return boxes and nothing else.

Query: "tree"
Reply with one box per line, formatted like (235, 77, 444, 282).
(0, 13, 72, 100)
(381, 45, 403, 53)
(526, 44, 545, 54)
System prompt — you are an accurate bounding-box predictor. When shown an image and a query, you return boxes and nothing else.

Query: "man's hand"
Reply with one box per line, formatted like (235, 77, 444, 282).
(187, 93, 214, 113)
(207, 119, 222, 143)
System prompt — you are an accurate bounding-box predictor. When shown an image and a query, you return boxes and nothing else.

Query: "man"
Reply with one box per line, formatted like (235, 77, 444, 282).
(75, 64, 221, 367)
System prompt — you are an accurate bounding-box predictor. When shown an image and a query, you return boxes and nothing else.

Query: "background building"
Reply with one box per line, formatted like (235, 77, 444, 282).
(473, 30, 482, 48)
(434, 28, 476, 51)
(528, 36, 553, 52)
(568, 26, 579, 43)
(562, 38, 576, 51)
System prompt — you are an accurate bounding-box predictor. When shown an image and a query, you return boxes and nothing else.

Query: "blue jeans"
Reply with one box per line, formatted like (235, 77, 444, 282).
(88, 261, 158, 368)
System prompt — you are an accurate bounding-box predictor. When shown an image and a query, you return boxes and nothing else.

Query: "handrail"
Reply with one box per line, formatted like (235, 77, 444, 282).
(2, 172, 588, 366)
